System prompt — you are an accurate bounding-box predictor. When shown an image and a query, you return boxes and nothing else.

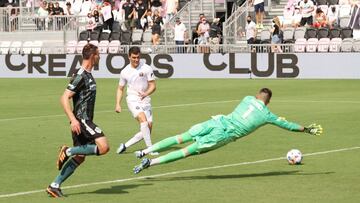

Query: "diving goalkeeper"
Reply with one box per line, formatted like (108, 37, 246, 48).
(133, 88, 323, 174)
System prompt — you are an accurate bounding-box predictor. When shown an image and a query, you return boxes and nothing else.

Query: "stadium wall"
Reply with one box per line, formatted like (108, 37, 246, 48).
(1, 53, 359, 79)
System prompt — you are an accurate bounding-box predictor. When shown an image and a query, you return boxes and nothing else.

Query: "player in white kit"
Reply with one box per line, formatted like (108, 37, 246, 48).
(115, 46, 158, 155)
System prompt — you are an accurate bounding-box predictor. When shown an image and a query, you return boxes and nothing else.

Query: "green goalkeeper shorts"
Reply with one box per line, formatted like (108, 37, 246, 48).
(187, 119, 233, 153)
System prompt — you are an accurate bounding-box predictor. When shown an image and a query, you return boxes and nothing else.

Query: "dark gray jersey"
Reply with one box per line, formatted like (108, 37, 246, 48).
(67, 68, 96, 120)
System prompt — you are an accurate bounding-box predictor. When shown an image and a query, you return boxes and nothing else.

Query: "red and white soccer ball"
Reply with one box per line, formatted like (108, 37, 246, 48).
(286, 149, 303, 165)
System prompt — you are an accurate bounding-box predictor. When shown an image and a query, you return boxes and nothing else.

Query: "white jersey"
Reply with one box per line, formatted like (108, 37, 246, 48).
(119, 62, 155, 103)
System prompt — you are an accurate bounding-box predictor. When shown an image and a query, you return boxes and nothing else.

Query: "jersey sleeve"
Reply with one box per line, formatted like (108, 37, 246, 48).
(267, 112, 302, 132)
(146, 66, 155, 81)
(119, 72, 127, 86)
(67, 74, 84, 93)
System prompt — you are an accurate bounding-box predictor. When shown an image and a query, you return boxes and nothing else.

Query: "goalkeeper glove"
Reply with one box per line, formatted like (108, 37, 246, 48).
(304, 124, 323, 136)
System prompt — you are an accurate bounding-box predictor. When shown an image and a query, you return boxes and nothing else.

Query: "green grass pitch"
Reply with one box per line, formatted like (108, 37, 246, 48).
(0, 79, 359, 203)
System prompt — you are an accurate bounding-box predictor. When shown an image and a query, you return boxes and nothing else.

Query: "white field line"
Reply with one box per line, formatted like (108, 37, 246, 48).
(0, 146, 359, 198)
(1, 99, 360, 122)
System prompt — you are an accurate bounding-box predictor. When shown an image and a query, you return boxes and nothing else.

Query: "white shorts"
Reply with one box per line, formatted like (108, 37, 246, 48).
(127, 100, 153, 122)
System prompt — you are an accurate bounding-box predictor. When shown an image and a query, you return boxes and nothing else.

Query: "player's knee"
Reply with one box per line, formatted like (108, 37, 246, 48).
(97, 144, 110, 155)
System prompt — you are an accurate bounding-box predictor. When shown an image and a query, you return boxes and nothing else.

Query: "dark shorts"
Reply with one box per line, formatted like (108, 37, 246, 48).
(254, 2, 265, 13)
(72, 119, 105, 146)
(300, 16, 313, 26)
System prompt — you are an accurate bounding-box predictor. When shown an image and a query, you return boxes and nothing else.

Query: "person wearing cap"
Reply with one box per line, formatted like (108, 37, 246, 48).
(172, 17, 187, 53)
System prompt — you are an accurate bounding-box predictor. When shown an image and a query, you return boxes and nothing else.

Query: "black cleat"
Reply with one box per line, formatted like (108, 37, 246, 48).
(46, 185, 64, 198)
(57, 145, 69, 170)
(116, 143, 126, 154)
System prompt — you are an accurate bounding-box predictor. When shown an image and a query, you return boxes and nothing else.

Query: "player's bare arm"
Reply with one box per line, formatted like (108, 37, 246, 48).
(60, 89, 80, 135)
(115, 85, 125, 113)
(140, 80, 156, 100)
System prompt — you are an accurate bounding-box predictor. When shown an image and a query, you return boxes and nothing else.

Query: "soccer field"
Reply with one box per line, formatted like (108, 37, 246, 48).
(0, 79, 359, 203)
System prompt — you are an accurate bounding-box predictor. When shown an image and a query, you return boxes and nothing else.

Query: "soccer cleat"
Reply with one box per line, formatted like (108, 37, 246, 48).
(149, 152, 159, 156)
(57, 145, 69, 170)
(116, 143, 126, 154)
(135, 150, 146, 158)
(133, 158, 151, 174)
(46, 185, 64, 198)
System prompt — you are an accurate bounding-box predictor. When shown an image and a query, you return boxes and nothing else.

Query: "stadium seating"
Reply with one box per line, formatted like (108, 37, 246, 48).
(260, 30, 271, 44)
(318, 27, 329, 39)
(110, 32, 121, 41)
(316, 0, 328, 5)
(329, 38, 342, 52)
(283, 27, 295, 43)
(142, 29, 153, 45)
(10, 41, 22, 54)
(330, 28, 341, 38)
(32, 41, 43, 54)
(99, 32, 111, 41)
(339, 16, 351, 28)
(0, 41, 11, 54)
(305, 28, 318, 39)
(294, 27, 307, 40)
(120, 30, 132, 45)
(76, 41, 88, 54)
(339, 4, 352, 18)
(66, 40, 77, 54)
(98, 40, 109, 54)
(341, 27, 353, 39)
(22, 41, 33, 54)
(90, 30, 100, 41)
(131, 29, 144, 45)
(327, 0, 339, 5)
(108, 40, 121, 54)
(353, 39, 360, 51)
(306, 38, 319, 52)
(79, 30, 90, 41)
(341, 38, 354, 52)
(294, 38, 307, 52)
(318, 38, 330, 52)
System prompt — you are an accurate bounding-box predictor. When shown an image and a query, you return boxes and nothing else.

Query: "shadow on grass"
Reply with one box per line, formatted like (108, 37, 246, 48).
(66, 183, 153, 196)
(144, 170, 334, 181)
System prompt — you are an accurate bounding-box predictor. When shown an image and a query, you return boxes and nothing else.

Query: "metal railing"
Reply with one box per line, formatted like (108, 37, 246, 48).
(0, 43, 302, 55)
(222, 2, 248, 44)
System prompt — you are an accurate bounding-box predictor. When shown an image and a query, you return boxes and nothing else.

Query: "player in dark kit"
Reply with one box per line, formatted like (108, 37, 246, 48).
(46, 44, 110, 198)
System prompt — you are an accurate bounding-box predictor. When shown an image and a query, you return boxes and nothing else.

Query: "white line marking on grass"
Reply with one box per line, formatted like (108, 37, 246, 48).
(0, 100, 239, 122)
(1, 146, 359, 198)
(1, 99, 360, 122)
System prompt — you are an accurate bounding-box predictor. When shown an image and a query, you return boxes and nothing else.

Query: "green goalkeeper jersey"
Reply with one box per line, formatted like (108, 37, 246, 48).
(212, 96, 302, 140)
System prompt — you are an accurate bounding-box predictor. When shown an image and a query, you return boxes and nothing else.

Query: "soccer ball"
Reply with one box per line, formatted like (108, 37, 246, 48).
(286, 149, 302, 165)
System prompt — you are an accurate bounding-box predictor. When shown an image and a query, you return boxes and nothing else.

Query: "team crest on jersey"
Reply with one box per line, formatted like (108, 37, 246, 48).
(139, 72, 144, 77)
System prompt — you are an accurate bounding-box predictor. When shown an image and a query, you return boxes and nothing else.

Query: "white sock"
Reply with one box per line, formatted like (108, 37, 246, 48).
(125, 132, 143, 148)
(50, 182, 60, 188)
(140, 122, 152, 147)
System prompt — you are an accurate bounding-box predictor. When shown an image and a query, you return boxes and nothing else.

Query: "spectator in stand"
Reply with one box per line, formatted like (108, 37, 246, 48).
(143, 0, 151, 10)
(141, 9, 153, 30)
(250, 0, 265, 29)
(151, 0, 162, 13)
(135, 0, 147, 29)
(299, 0, 314, 27)
(197, 17, 210, 53)
(47, 2, 55, 30)
(53, 2, 65, 30)
(271, 16, 283, 53)
(313, 8, 327, 28)
(292, 6, 302, 28)
(244, 15, 257, 44)
(93, 9, 104, 30)
(152, 9, 163, 45)
(172, 17, 187, 53)
(101, 0, 114, 31)
(165, 0, 178, 22)
(72, 0, 82, 15)
(122, 0, 135, 30)
(64, 2, 74, 15)
(37, 0, 48, 30)
(209, 18, 222, 53)
(327, 6, 339, 28)
(86, 12, 97, 31)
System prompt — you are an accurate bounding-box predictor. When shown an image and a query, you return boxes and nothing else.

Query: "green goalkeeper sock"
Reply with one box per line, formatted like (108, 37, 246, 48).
(147, 132, 192, 153)
(53, 158, 79, 185)
(68, 144, 98, 156)
(157, 142, 199, 164)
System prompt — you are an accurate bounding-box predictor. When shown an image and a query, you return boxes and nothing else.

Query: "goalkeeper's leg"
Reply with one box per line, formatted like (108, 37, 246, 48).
(140, 132, 193, 156)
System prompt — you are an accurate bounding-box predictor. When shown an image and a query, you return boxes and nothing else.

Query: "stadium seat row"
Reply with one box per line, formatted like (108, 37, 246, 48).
(0, 41, 43, 54)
